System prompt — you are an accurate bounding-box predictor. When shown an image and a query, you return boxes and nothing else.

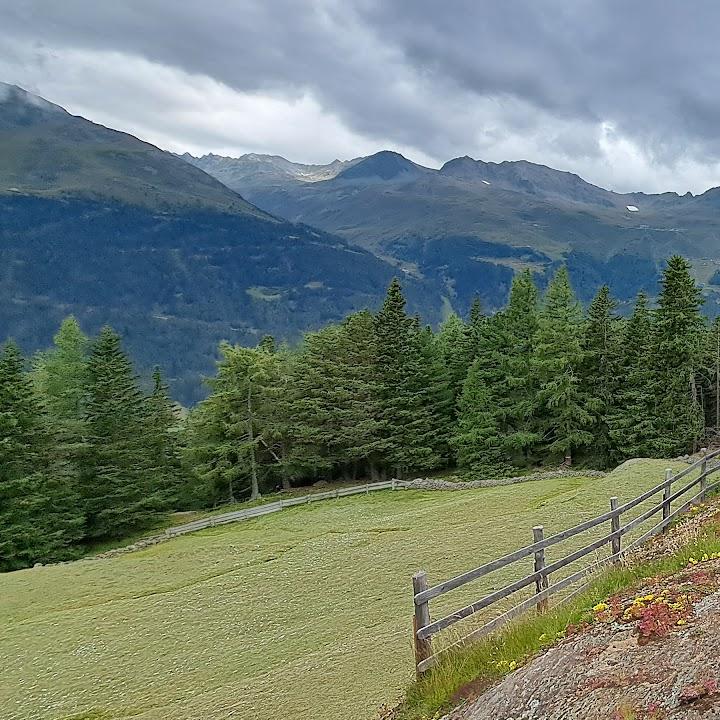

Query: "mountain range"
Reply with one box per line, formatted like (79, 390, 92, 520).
(0, 84, 439, 403)
(5, 81, 720, 403)
(188, 150, 720, 315)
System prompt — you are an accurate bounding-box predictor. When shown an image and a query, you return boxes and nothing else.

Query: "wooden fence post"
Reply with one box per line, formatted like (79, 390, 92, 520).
(662, 468, 673, 531)
(610, 496, 621, 562)
(412, 571, 432, 676)
(700, 447, 708, 501)
(533, 526, 549, 613)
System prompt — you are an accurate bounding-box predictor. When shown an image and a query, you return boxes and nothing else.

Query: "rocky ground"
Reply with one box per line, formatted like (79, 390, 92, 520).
(444, 505, 720, 720)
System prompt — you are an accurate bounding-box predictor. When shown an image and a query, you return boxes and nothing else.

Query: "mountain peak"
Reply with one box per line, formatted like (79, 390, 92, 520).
(0, 82, 70, 129)
(336, 150, 429, 181)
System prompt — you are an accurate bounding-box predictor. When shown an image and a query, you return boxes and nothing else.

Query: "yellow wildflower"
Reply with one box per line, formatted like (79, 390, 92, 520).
(676, 619, 687, 626)
(508, 661, 517, 671)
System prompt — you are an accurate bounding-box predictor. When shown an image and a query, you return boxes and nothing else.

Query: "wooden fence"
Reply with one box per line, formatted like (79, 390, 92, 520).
(411, 447, 720, 676)
(165, 479, 412, 537)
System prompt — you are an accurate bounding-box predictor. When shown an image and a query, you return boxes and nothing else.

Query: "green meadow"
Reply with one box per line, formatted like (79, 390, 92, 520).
(1, 459, 683, 720)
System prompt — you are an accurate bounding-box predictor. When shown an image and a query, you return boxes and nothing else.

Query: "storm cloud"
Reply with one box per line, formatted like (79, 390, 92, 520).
(3, 0, 720, 193)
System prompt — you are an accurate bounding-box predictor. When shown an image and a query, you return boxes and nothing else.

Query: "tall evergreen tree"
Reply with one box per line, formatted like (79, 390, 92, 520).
(582, 285, 623, 465)
(650, 256, 705, 455)
(453, 270, 539, 472)
(453, 361, 507, 474)
(374, 279, 445, 478)
(188, 345, 276, 504)
(704, 316, 720, 431)
(145, 367, 183, 506)
(82, 327, 160, 538)
(435, 313, 474, 414)
(468, 296, 487, 358)
(607, 292, 658, 459)
(531, 267, 593, 462)
(495, 269, 540, 457)
(0, 343, 82, 570)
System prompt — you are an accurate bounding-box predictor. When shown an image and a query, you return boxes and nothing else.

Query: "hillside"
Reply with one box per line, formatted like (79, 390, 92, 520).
(442, 503, 720, 720)
(0, 85, 441, 403)
(0, 460, 685, 720)
(187, 150, 720, 313)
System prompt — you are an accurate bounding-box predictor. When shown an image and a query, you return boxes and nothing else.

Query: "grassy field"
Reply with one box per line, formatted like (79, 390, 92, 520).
(0, 459, 687, 720)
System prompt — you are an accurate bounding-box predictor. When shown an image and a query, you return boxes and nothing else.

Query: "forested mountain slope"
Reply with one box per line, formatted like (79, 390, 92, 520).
(188, 150, 720, 314)
(0, 85, 441, 402)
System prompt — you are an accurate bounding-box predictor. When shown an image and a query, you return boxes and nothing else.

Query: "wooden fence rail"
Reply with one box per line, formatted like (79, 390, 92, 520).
(165, 479, 412, 537)
(411, 448, 720, 675)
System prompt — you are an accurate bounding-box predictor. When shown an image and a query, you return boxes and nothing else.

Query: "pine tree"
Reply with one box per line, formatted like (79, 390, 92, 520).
(435, 313, 475, 414)
(650, 256, 705, 455)
(82, 327, 160, 538)
(188, 345, 275, 504)
(704, 317, 720, 432)
(145, 367, 183, 507)
(32, 316, 89, 421)
(283, 313, 387, 481)
(374, 279, 444, 478)
(31, 316, 90, 482)
(531, 267, 593, 462)
(607, 292, 658, 459)
(468, 296, 487, 358)
(582, 285, 623, 465)
(0, 343, 82, 570)
(453, 361, 507, 474)
(494, 269, 540, 457)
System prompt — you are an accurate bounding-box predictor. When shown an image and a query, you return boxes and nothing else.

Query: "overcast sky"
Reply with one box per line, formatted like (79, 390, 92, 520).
(4, 0, 720, 194)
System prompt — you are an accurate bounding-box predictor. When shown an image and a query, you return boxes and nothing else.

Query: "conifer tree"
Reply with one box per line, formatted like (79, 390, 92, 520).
(145, 366, 183, 506)
(650, 256, 705, 455)
(32, 316, 89, 421)
(582, 285, 623, 465)
(188, 345, 275, 503)
(435, 313, 475, 414)
(494, 269, 540, 457)
(374, 279, 444, 478)
(531, 267, 593, 462)
(468, 296, 487, 357)
(283, 312, 386, 480)
(607, 292, 658, 459)
(0, 343, 82, 570)
(453, 361, 507, 473)
(31, 316, 90, 476)
(704, 317, 720, 431)
(82, 327, 160, 538)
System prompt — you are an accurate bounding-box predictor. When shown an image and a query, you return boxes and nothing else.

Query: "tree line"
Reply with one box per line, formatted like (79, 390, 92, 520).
(2, 254, 718, 571)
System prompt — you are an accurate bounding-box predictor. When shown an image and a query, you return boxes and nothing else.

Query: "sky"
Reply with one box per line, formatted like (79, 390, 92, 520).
(3, 0, 720, 194)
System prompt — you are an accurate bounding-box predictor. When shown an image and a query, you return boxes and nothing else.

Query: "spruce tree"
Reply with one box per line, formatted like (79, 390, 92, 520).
(0, 343, 82, 570)
(650, 256, 705, 455)
(531, 267, 593, 462)
(453, 361, 507, 474)
(494, 269, 540, 458)
(704, 317, 720, 431)
(145, 367, 183, 507)
(435, 313, 475, 415)
(582, 285, 623, 465)
(188, 345, 275, 503)
(607, 292, 658, 458)
(82, 327, 160, 538)
(468, 296, 487, 358)
(374, 279, 443, 478)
